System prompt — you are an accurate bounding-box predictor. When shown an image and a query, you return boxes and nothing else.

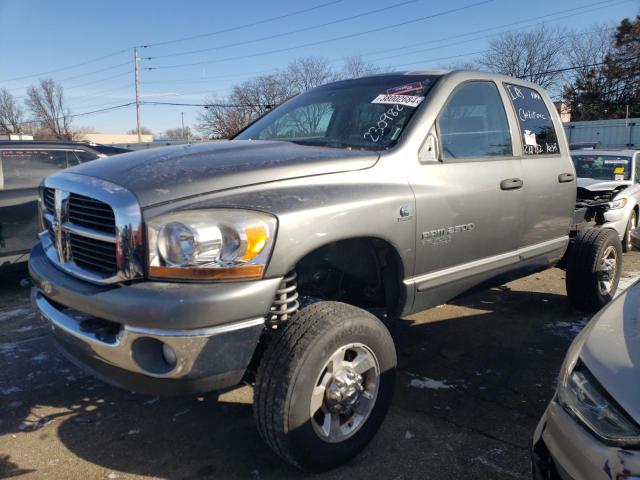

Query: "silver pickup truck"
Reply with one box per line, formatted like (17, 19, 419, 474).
(29, 70, 623, 470)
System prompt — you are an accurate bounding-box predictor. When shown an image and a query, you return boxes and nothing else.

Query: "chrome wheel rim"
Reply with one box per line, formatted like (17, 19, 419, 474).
(310, 343, 380, 443)
(626, 214, 637, 251)
(598, 245, 618, 296)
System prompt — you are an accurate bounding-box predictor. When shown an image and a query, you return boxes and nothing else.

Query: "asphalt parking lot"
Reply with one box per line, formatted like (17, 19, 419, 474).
(2, 254, 640, 480)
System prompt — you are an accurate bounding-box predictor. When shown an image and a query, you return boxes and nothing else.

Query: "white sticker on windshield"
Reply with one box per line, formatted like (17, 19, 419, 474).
(615, 174, 625, 181)
(604, 159, 629, 165)
(372, 94, 424, 108)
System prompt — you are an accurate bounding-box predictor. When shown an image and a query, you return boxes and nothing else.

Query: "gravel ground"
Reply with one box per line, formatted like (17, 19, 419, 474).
(1, 253, 639, 480)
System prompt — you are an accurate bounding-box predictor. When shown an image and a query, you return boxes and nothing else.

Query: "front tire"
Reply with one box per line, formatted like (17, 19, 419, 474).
(253, 301, 396, 471)
(566, 228, 622, 312)
(623, 210, 637, 252)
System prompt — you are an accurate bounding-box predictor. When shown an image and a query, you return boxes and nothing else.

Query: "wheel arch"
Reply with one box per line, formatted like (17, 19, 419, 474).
(289, 236, 407, 320)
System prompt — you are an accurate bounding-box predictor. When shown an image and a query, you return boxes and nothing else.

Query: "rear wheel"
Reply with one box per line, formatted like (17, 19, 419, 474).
(253, 301, 396, 471)
(566, 228, 622, 312)
(623, 210, 637, 253)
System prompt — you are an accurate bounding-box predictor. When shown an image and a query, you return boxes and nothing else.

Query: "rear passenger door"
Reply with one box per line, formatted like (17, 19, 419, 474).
(503, 83, 576, 256)
(0, 149, 68, 263)
(408, 80, 524, 311)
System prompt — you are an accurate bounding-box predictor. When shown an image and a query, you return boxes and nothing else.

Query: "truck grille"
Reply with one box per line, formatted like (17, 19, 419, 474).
(39, 173, 143, 285)
(69, 233, 118, 273)
(43, 187, 55, 213)
(68, 193, 116, 234)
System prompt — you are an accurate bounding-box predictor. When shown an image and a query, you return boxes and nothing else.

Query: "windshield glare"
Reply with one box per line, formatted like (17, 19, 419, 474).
(234, 75, 439, 150)
(572, 154, 632, 181)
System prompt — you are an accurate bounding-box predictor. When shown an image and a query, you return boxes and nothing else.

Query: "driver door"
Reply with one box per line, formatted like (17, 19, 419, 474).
(408, 80, 525, 312)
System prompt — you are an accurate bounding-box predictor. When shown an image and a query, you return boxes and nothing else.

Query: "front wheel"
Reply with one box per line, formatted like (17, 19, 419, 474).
(566, 228, 622, 312)
(253, 301, 396, 471)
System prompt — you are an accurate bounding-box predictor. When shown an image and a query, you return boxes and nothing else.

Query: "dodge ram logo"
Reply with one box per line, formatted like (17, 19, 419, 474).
(421, 223, 475, 246)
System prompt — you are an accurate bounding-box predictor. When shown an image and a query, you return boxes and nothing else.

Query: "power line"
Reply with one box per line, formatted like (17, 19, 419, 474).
(146, 0, 422, 60)
(139, 0, 622, 89)
(0, 48, 129, 83)
(65, 70, 134, 91)
(18, 102, 135, 125)
(141, 0, 345, 49)
(145, 0, 494, 71)
(518, 57, 640, 79)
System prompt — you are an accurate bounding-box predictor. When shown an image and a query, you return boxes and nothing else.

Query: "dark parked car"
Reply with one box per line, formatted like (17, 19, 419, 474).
(0, 141, 109, 268)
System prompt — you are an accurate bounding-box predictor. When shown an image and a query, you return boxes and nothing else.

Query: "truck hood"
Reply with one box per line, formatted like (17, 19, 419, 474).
(577, 177, 632, 192)
(67, 140, 379, 207)
(580, 281, 640, 424)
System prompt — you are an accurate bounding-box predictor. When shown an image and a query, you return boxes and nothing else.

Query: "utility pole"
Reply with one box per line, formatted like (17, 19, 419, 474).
(181, 112, 185, 140)
(134, 47, 142, 143)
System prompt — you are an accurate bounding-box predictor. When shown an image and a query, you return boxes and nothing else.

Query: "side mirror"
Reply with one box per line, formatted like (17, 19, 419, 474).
(419, 132, 439, 163)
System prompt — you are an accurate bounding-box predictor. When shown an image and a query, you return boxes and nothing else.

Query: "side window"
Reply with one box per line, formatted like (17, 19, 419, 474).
(504, 83, 559, 156)
(73, 149, 100, 163)
(437, 81, 513, 160)
(0, 150, 67, 189)
(67, 151, 82, 167)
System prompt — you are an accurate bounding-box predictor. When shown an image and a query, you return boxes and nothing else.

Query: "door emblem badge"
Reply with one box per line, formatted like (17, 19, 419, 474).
(421, 223, 475, 246)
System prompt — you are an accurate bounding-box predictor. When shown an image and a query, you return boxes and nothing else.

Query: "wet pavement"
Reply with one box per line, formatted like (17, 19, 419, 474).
(1, 253, 640, 479)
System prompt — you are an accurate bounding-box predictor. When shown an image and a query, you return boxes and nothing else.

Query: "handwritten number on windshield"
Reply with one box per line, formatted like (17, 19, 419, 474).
(364, 104, 404, 143)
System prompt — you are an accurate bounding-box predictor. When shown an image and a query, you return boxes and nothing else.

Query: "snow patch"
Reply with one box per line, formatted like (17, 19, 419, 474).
(31, 352, 49, 362)
(408, 376, 455, 390)
(1, 386, 22, 395)
(545, 318, 588, 339)
(0, 307, 34, 322)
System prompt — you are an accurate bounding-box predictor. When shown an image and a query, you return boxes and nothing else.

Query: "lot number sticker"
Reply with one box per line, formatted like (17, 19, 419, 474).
(372, 94, 424, 108)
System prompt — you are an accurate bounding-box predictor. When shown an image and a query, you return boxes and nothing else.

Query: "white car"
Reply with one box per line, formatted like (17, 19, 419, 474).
(572, 149, 640, 252)
(532, 279, 640, 479)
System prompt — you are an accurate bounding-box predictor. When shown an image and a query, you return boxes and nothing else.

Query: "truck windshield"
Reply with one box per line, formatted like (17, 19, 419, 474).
(572, 154, 632, 181)
(234, 74, 440, 150)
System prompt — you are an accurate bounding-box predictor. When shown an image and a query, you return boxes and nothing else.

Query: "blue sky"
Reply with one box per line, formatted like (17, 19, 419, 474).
(0, 0, 636, 136)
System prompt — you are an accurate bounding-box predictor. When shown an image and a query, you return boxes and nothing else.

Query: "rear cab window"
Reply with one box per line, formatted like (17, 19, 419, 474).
(504, 83, 559, 156)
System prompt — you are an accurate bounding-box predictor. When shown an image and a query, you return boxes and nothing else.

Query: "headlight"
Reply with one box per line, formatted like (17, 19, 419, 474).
(558, 363, 640, 446)
(609, 198, 628, 210)
(147, 209, 276, 281)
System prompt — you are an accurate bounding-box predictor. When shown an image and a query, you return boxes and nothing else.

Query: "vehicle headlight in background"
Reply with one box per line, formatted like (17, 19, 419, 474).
(147, 209, 276, 281)
(609, 198, 628, 210)
(558, 363, 640, 446)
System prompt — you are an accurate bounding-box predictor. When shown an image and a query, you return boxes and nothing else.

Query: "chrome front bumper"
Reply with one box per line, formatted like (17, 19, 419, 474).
(29, 242, 280, 395)
(33, 290, 263, 380)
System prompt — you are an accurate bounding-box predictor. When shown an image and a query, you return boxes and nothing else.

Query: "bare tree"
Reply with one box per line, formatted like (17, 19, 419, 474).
(25, 79, 73, 140)
(164, 126, 192, 139)
(198, 73, 295, 139)
(563, 25, 614, 82)
(198, 99, 256, 139)
(127, 126, 152, 135)
(479, 26, 567, 89)
(340, 55, 381, 79)
(440, 59, 481, 71)
(0, 89, 25, 134)
(285, 56, 336, 92)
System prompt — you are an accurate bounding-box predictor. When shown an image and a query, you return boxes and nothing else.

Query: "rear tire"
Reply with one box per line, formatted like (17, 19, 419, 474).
(566, 228, 622, 312)
(253, 301, 396, 471)
(623, 210, 637, 253)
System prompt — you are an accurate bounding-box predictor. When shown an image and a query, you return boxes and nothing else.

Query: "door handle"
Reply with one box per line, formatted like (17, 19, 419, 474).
(500, 178, 523, 190)
(558, 173, 575, 183)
